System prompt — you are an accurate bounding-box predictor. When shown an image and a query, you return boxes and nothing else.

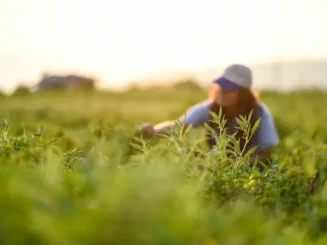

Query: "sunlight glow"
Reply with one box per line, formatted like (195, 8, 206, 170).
(0, 0, 326, 91)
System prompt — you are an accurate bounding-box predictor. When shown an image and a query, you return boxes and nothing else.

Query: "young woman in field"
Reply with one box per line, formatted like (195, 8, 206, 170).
(140, 64, 279, 166)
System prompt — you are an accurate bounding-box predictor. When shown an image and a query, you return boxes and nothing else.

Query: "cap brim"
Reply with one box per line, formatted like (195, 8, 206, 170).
(213, 77, 242, 91)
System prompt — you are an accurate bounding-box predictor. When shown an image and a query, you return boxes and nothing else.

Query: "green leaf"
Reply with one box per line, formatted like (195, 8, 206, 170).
(251, 117, 262, 137)
(235, 117, 243, 128)
(243, 145, 259, 160)
(203, 123, 217, 138)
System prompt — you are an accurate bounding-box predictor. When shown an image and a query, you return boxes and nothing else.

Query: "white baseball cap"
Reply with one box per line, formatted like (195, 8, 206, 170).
(213, 64, 253, 91)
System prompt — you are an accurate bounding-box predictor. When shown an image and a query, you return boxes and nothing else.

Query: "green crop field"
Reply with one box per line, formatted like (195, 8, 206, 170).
(1, 86, 327, 244)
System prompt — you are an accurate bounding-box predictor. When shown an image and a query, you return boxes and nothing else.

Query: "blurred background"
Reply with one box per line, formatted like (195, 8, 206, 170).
(1, 0, 327, 94)
(1, 0, 327, 146)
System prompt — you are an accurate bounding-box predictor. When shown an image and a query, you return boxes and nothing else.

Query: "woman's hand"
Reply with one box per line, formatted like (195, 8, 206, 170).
(139, 123, 155, 138)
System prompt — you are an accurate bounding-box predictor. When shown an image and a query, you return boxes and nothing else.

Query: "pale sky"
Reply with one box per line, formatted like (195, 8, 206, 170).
(0, 0, 326, 92)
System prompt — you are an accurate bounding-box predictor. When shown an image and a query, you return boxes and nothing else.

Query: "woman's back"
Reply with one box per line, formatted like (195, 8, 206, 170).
(180, 100, 279, 152)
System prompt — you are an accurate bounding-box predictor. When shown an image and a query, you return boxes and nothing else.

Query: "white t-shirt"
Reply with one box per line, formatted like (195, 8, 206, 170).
(179, 100, 279, 151)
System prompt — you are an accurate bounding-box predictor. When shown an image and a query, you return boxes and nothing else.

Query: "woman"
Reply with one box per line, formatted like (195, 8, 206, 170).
(140, 64, 279, 166)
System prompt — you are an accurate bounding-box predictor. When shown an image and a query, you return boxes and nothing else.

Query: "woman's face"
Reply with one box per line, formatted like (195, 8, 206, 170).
(216, 87, 240, 107)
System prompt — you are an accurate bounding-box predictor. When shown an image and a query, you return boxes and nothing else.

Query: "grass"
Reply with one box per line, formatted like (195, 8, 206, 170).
(0, 87, 327, 244)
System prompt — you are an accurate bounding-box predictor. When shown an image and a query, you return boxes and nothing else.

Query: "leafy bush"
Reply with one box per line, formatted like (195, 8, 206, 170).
(0, 89, 326, 244)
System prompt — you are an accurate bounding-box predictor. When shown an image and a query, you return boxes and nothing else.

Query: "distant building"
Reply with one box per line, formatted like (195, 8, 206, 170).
(34, 74, 96, 91)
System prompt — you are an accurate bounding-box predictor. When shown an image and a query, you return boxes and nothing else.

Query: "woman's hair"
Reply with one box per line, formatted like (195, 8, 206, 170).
(207, 84, 260, 153)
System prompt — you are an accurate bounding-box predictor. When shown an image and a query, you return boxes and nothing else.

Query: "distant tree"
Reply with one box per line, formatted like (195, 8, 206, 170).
(127, 82, 142, 92)
(0, 89, 6, 98)
(12, 84, 31, 95)
(172, 79, 202, 91)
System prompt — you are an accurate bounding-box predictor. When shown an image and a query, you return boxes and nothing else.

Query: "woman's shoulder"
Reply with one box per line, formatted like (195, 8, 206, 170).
(188, 100, 212, 112)
(257, 102, 273, 118)
(256, 102, 279, 148)
(181, 100, 212, 125)
(256, 101, 278, 132)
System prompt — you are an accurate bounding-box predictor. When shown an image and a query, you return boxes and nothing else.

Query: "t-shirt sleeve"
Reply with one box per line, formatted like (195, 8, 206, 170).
(257, 104, 279, 150)
(178, 101, 211, 128)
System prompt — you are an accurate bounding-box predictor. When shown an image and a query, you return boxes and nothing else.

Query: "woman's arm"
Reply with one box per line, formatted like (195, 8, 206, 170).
(153, 121, 184, 135)
(140, 101, 211, 138)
